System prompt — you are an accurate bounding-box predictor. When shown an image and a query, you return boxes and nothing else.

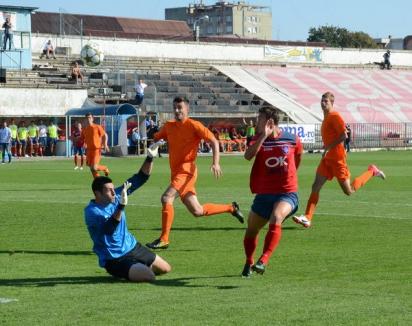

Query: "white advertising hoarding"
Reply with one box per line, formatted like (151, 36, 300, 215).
(279, 124, 315, 143)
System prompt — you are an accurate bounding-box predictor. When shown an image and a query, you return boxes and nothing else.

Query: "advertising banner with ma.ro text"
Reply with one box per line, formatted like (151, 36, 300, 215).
(279, 124, 315, 143)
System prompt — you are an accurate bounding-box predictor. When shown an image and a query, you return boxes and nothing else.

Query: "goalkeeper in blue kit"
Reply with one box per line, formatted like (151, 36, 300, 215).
(84, 146, 171, 282)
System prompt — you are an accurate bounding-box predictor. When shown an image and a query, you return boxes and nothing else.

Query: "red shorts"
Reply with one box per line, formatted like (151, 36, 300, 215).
(86, 149, 101, 166)
(316, 157, 350, 182)
(171, 168, 198, 199)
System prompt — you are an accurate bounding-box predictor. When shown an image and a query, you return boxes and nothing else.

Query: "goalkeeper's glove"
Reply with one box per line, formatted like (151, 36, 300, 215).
(120, 181, 132, 206)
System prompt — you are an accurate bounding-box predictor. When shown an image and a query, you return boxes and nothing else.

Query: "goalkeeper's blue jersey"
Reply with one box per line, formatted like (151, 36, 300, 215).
(84, 171, 149, 267)
(84, 188, 137, 267)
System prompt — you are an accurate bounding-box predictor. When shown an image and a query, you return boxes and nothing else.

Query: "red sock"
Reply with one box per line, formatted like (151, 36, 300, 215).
(260, 224, 282, 265)
(202, 203, 232, 216)
(244, 236, 258, 265)
(80, 155, 84, 166)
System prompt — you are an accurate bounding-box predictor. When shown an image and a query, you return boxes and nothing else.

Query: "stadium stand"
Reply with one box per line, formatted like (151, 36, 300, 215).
(217, 65, 412, 124)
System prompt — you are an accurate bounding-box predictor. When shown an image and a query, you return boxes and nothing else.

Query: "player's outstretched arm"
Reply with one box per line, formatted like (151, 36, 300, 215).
(210, 137, 222, 179)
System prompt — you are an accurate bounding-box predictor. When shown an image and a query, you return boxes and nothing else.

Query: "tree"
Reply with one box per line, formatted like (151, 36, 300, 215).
(308, 25, 378, 48)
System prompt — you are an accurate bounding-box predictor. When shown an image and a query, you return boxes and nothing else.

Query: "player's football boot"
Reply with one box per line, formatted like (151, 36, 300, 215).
(241, 264, 253, 278)
(292, 215, 311, 228)
(104, 168, 110, 176)
(231, 202, 244, 224)
(252, 260, 266, 275)
(147, 139, 166, 158)
(368, 164, 386, 180)
(146, 238, 169, 250)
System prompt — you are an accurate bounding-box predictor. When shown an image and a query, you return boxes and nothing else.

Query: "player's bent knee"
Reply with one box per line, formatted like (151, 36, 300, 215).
(191, 208, 204, 217)
(128, 263, 156, 282)
(151, 256, 172, 275)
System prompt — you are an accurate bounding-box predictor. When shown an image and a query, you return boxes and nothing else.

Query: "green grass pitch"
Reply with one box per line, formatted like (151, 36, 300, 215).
(0, 151, 411, 325)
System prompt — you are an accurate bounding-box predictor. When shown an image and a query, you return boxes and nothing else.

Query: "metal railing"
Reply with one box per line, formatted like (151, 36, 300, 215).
(304, 122, 412, 151)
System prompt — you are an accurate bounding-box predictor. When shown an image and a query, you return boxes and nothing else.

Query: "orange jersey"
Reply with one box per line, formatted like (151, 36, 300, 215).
(81, 124, 105, 150)
(154, 118, 215, 175)
(321, 111, 346, 160)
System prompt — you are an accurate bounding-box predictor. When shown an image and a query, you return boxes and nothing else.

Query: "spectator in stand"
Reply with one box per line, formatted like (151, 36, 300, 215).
(2, 17, 13, 50)
(39, 40, 56, 59)
(345, 124, 351, 152)
(71, 62, 84, 85)
(229, 127, 245, 152)
(383, 50, 391, 70)
(135, 79, 147, 106)
(0, 120, 12, 164)
(9, 118, 17, 157)
(37, 119, 48, 157)
(17, 121, 28, 157)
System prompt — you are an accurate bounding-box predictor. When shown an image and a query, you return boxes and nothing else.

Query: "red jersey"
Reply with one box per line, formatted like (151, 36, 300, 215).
(72, 129, 84, 148)
(250, 131, 303, 194)
(154, 118, 215, 175)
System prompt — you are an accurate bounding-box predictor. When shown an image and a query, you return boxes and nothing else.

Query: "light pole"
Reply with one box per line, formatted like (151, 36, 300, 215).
(193, 15, 209, 42)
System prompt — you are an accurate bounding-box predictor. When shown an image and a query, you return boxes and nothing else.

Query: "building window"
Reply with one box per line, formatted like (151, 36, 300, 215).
(226, 15, 232, 23)
(207, 25, 214, 34)
(247, 27, 252, 34)
(246, 16, 251, 22)
(226, 25, 233, 33)
(187, 17, 193, 24)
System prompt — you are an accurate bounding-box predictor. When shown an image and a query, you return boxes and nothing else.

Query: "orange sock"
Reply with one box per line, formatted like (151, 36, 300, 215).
(202, 203, 233, 216)
(97, 165, 109, 176)
(160, 203, 174, 243)
(351, 170, 373, 191)
(92, 170, 99, 178)
(305, 192, 319, 221)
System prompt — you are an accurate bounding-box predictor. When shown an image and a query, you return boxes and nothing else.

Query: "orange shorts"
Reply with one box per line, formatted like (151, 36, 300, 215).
(171, 168, 198, 199)
(316, 157, 350, 182)
(86, 149, 101, 167)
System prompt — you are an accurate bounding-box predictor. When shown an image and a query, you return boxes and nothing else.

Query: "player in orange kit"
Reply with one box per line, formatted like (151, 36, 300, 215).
(293, 92, 386, 228)
(146, 96, 244, 249)
(81, 113, 110, 178)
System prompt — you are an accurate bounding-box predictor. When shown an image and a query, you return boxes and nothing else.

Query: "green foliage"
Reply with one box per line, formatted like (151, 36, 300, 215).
(0, 152, 411, 325)
(308, 25, 379, 48)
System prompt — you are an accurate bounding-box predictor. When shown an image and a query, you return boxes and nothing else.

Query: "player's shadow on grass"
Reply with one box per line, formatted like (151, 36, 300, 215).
(0, 276, 120, 287)
(0, 275, 240, 289)
(153, 275, 240, 289)
(0, 250, 93, 256)
(137, 226, 300, 232)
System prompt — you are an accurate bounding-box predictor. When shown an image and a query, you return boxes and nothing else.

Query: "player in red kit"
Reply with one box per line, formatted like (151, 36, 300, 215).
(241, 107, 303, 277)
(72, 121, 85, 170)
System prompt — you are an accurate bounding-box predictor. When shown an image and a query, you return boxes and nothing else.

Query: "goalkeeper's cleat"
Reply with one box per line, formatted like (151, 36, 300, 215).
(292, 215, 311, 228)
(368, 164, 386, 180)
(146, 238, 169, 250)
(231, 202, 244, 224)
(104, 168, 110, 177)
(252, 260, 266, 275)
(241, 263, 253, 278)
(147, 139, 166, 158)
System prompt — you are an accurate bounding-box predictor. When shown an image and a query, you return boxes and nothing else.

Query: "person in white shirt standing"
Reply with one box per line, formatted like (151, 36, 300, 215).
(135, 79, 147, 106)
(0, 120, 12, 164)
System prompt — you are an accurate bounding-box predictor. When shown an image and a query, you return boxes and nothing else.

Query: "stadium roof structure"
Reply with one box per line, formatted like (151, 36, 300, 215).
(66, 104, 137, 116)
(32, 12, 193, 40)
(31, 11, 326, 47)
(0, 5, 38, 11)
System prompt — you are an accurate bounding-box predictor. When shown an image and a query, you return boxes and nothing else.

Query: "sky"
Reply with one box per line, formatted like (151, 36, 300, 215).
(3, 0, 411, 41)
